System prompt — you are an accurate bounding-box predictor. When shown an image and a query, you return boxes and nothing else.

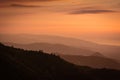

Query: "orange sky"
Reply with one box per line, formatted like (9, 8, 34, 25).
(0, 0, 120, 45)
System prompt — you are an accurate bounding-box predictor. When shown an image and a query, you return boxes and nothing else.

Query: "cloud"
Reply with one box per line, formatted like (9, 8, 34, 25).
(0, 0, 56, 2)
(10, 4, 42, 8)
(69, 7, 116, 14)
(0, 11, 33, 16)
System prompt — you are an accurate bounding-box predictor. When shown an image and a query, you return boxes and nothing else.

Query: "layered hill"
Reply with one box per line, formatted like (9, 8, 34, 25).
(0, 43, 120, 80)
(0, 34, 120, 62)
(4, 42, 120, 70)
(0, 43, 88, 80)
(61, 54, 120, 70)
(4, 42, 95, 56)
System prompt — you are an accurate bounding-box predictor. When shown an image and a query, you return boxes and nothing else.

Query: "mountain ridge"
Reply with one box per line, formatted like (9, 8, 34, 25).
(4, 42, 95, 56)
(61, 54, 120, 70)
(3, 42, 120, 70)
(1, 34, 120, 62)
(0, 43, 120, 80)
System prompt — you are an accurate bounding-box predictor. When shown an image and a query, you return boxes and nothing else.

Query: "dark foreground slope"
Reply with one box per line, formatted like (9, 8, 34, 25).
(0, 43, 120, 80)
(4, 42, 120, 70)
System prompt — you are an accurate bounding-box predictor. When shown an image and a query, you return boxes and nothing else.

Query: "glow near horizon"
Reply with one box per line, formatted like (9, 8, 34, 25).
(0, 0, 120, 45)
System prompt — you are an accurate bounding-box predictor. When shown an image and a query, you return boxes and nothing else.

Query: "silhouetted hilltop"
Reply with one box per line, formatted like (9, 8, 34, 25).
(0, 43, 120, 80)
(4, 42, 95, 56)
(4, 42, 120, 70)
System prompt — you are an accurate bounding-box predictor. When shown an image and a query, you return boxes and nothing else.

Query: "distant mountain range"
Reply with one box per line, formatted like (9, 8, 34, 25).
(61, 54, 120, 70)
(4, 42, 120, 70)
(1, 34, 120, 62)
(4, 42, 95, 56)
(0, 43, 120, 80)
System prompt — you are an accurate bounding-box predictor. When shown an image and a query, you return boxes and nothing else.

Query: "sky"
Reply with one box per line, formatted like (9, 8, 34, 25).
(0, 0, 120, 45)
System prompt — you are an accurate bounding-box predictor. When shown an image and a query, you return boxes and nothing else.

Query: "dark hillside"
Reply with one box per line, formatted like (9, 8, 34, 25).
(0, 43, 120, 80)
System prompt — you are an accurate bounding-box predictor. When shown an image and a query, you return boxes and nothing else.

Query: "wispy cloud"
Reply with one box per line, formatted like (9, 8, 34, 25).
(0, 11, 33, 16)
(68, 6, 116, 14)
(10, 4, 42, 8)
(0, 0, 56, 2)
(70, 9, 115, 14)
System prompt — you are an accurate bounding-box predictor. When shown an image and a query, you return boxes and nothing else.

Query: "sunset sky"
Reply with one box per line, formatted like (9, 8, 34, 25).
(0, 0, 120, 45)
